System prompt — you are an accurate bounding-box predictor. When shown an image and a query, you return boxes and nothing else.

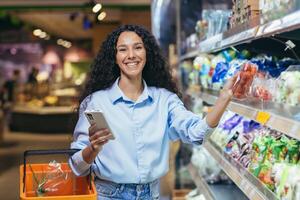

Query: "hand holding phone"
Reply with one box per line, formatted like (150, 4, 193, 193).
(88, 124, 111, 152)
(84, 111, 115, 152)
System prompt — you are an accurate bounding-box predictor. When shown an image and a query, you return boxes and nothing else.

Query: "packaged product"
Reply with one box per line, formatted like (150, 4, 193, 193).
(193, 55, 211, 88)
(232, 62, 258, 99)
(211, 62, 229, 90)
(223, 59, 246, 81)
(222, 49, 237, 62)
(251, 76, 277, 101)
(285, 138, 300, 164)
(210, 111, 243, 147)
(275, 65, 300, 106)
(273, 163, 300, 200)
(191, 146, 223, 183)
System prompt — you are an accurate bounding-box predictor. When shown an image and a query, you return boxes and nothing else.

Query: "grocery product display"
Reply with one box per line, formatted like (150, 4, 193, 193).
(179, 1, 300, 200)
(210, 111, 300, 199)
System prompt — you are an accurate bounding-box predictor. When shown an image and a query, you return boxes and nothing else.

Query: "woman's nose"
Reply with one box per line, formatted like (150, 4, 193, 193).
(128, 48, 135, 58)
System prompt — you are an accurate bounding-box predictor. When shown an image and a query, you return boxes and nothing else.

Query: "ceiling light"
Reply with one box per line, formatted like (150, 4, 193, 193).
(39, 32, 47, 38)
(97, 11, 106, 21)
(92, 3, 102, 13)
(57, 39, 63, 45)
(33, 29, 42, 36)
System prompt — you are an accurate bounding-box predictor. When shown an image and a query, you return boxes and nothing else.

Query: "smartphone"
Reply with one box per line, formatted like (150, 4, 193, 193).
(84, 110, 115, 140)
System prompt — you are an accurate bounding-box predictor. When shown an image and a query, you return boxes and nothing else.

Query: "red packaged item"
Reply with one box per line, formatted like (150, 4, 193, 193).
(251, 76, 276, 101)
(232, 62, 258, 99)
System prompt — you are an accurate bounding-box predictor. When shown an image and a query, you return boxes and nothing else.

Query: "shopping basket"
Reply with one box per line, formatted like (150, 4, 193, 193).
(20, 149, 97, 200)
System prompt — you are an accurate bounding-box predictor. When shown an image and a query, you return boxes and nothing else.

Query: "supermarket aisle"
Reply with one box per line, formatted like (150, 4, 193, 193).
(0, 128, 71, 200)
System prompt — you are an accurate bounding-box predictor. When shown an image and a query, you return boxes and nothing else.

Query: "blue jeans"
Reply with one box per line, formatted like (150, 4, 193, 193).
(95, 178, 160, 200)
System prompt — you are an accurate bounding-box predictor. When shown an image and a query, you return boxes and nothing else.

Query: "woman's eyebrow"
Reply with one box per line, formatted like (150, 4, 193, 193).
(117, 42, 143, 48)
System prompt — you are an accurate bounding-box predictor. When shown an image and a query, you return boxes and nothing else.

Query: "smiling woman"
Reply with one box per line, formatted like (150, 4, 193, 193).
(116, 31, 147, 101)
(69, 24, 236, 200)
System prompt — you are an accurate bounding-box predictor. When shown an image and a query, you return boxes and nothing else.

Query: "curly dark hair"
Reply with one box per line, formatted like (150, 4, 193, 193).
(79, 24, 180, 108)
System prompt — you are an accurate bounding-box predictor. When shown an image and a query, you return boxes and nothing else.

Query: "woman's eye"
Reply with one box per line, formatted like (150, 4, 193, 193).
(118, 48, 126, 52)
(135, 46, 143, 50)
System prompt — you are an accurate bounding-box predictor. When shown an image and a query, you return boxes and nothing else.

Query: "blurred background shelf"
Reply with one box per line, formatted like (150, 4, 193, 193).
(180, 10, 300, 57)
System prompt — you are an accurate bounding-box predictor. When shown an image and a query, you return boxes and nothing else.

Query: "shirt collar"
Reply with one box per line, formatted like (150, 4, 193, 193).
(108, 77, 153, 104)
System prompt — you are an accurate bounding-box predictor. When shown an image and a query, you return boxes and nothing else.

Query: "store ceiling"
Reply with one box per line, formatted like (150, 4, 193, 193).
(0, 0, 151, 40)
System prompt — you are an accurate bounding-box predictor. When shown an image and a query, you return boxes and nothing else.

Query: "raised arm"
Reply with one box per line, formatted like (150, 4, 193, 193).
(206, 75, 237, 128)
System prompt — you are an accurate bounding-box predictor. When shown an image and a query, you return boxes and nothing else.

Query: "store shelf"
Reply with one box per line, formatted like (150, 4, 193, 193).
(190, 89, 300, 140)
(199, 33, 223, 53)
(187, 163, 215, 200)
(180, 10, 300, 57)
(180, 49, 201, 61)
(256, 10, 300, 38)
(13, 105, 76, 114)
(188, 163, 249, 200)
(203, 140, 278, 200)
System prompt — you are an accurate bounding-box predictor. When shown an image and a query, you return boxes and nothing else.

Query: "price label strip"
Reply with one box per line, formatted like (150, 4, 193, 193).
(256, 111, 271, 125)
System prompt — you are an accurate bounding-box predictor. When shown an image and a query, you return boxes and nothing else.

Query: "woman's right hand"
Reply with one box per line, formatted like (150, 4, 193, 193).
(88, 123, 113, 152)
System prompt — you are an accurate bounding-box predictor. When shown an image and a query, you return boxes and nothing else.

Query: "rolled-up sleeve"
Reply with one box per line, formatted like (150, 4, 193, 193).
(69, 97, 95, 176)
(167, 93, 213, 145)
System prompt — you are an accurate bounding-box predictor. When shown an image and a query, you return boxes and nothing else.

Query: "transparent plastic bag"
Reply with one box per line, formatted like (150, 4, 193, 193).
(251, 76, 277, 102)
(275, 65, 300, 106)
(232, 62, 258, 99)
(30, 160, 69, 197)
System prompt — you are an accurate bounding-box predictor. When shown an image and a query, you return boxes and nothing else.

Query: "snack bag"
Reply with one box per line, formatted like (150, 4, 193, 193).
(212, 62, 229, 90)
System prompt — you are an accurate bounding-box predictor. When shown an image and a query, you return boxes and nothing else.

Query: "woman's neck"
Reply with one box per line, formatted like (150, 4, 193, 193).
(118, 76, 144, 102)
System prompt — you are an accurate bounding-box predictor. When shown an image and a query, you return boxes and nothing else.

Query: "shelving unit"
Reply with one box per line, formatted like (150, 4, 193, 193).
(188, 163, 249, 200)
(180, 10, 300, 58)
(187, 164, 215, 200)
(203, 140, 278, 200)
(188, 89, 300, 140)
(178, 5, 300, 200)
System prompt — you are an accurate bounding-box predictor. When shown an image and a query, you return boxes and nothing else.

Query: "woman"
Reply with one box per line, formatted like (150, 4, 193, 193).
(70, 24, 236, 200)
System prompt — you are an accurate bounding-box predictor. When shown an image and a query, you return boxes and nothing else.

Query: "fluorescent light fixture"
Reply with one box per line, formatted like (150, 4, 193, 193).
(39, 32, 47, 38)
(57, 39, 63, 45)
(92, 3, 102, 13)
(97, 11, 106, 21)
(33, 29, 42, 36)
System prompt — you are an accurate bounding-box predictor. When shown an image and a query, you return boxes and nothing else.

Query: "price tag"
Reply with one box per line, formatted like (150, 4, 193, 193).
(256, 111, 271, 125)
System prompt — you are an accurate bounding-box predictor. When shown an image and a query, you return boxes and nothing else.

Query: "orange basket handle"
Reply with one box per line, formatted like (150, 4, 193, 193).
(23, 149, 92, 193)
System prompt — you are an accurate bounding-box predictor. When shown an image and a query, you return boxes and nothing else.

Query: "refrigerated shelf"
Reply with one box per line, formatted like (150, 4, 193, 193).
(188, 163, 248, 200)
(187, 164, 215, 200)
(203, 140, 278, 200)
(188, 89, 300, 140)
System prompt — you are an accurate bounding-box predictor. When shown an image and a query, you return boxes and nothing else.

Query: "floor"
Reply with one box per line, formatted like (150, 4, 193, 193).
(0, 126, 72, 200)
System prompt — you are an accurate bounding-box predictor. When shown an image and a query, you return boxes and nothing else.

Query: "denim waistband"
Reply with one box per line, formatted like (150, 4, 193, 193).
(94, 177, 160, 199)
(94, 177, 158, 188)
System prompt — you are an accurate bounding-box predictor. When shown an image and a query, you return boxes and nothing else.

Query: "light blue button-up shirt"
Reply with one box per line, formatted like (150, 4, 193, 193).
(70, 78, 212, 183)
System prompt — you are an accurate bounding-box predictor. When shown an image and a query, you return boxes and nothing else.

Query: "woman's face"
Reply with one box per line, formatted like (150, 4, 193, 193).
(116, 31, 146, 80)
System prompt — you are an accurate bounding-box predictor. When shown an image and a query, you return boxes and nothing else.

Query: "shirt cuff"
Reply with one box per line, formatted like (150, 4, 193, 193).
(69, 150, 91, 176)
(204, 116, 216, 130)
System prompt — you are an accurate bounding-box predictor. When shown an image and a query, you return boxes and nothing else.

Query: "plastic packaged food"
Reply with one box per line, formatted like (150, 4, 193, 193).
(224, 59, 246, 81)
(251, 76, 277, 101)
(275, 65, 300, 106)
(193, 55, 211, 88)
(232, 62, 258, 99)
(211, 62, 229, 90)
